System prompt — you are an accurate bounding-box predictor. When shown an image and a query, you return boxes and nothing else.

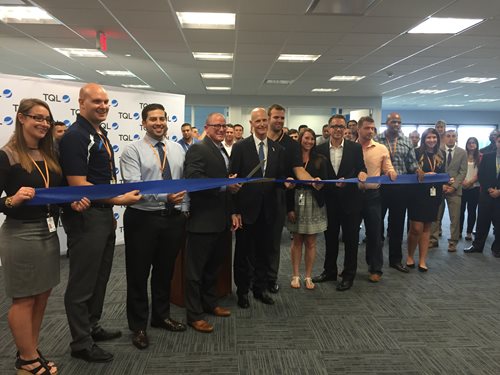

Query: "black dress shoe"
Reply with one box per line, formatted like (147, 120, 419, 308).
(268, 282, 280, 294)
(464, 245, 483, 253)
(237, 294, 250, 309)
(389, 263, 409, 273)
(311, 271, 336, 283)
(336, 280, 353, 291)
(71, 344, 113, 363)
(151, 318, 186, 332)
(91, 327, 122, 342)
(132, 330, 149, 350)
(254, 292, 275, 305)
(418, 266, 428, 273)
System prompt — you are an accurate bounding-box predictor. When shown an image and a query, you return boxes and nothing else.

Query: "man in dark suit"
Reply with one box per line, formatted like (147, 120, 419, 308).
(464, 134, 500, 256)
(231, 108, 285, 308)
(312, 114, 367, 291)
(184, 113, 241, 333)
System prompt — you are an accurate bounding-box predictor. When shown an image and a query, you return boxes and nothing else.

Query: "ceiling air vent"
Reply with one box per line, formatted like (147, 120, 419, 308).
(306, 0, 378, 15)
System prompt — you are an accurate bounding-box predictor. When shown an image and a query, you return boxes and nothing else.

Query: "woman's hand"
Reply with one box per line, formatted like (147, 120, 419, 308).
(284, 177, 295, 190)
(10, 186, 36, 206)
(70, 197, 91, 212)
(287, 211, 296, 224)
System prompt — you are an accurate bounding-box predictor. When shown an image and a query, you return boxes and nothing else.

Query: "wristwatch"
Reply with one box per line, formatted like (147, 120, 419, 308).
(5, 196, 14, 208)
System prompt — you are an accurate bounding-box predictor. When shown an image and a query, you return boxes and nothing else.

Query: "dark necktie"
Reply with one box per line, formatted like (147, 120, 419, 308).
(220, 144, 229, 171)
(259, 141, 265, 173)
(447, 148, 453, 167)
(155, 141, 172, 180)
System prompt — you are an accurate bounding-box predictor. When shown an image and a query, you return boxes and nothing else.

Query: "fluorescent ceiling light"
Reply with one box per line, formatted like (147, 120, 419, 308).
(329, 75, 365, 81)
(265, 79, 293, 85)
(41, 74, 78, 80)
(312, 88, 339, 92)
(206, 86, 231, 91)
(468, 98, 500, 103)
(200, 73, 232, 79)
(121, 84, 151, 89)
(449, 77, 497, 84)
(412, 89, 448, 94)
(408, 17, 483, 34)
(96, 70, 136, 77)
(0, 5, 60, 24)
(442, 104, 464, 107)
(54, 48, 106, 58)
(277, 54, 321, 62)
(193, 52, 233, 61)
(176, 12, 235, 29)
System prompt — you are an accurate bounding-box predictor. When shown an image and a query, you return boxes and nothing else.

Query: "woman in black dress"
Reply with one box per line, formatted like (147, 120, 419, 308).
(406, 128, 445, 272)
(0, 98, 89, 374)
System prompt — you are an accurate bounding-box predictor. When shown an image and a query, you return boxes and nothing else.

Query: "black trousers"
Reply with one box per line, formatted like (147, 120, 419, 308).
(359, 190, 383, 274)
(323, 203, 360, 281)
(185, 230, 228, 323)
(381, 185, 408, 265)
(63, 207, 116, 352)
(234, 209, 274, 296)
(269, 189, 286, 284)
(472, 192, 500, 252)
(124, 207, 186, 331)
(460, 187, 480, 234)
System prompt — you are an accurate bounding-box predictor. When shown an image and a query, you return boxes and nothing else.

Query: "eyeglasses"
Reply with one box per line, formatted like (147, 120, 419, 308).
(207, 124, 227, 130)
(389, 120, 401, 124)
(330, 125, 346, 130)
(23, 113, 53, 125)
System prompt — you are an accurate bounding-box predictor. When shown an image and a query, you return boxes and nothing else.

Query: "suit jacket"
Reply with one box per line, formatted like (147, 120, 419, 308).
(444, 146, 467, 195)
(316, 139, 367, 214)
(478, 152, 500, 193)
(184, 137, 232, 233)
(230, 136, 285, 224)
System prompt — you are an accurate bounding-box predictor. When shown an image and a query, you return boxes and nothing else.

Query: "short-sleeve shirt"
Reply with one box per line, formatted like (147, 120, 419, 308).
(59, 114, 116, 185)
(276, 133, 302, 177)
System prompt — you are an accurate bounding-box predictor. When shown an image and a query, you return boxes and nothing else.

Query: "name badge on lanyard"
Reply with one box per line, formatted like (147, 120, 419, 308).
(430, 186, 436, 197)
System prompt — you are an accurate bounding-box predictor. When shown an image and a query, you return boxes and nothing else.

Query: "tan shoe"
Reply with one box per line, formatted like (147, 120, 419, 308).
(304, 277, 315, 290)
(448, 243, 457, 252)
(368, 273, 382, 283)
(212, 306, 231, 317)
(189, 320, 214, 333)
(291, 276, 301, 289)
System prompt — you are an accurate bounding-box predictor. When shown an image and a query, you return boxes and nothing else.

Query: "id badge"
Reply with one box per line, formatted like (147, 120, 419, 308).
(110, 179, 116, 184)
(430, 186, 436, 197)
(47, 216, 57, 232)
(298, 193, 305, 206)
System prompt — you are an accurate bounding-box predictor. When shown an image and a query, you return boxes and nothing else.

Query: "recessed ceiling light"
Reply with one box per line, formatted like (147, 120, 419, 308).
(277, 54, 321, 62)
(96, 70, 136, 77)
(449, 77, 497, 84)
(442, 104, 465, 107)
(125, 54, 132, 57)
(408, 17, 483, 34)
(206, 86, 231, 91)
(41, 74, 79, 81)
(329, 75, 365, 82)
(54, 48, 106, 58)
(265, 79, 293, 85)
(121, 84, 151, 89)
(176, 12, 235, 29)
(412, 89, 448, 94)
(193, 52, 233, 61)
(0, 5, 60, 24)
(312, 88, 339, 92)
(468, 98, 500, 103)
(200, 73, 232, 79)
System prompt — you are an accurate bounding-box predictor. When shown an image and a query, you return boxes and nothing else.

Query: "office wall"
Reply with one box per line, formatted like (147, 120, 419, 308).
(381, 109, 500, 126)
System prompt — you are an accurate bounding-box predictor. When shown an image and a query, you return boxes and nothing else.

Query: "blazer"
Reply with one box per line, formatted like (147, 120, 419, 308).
(184, 137, 232, 233)
(316, 139, 367, 214)
(444, 146, 467, 195)
(478, 152, 500, 193)
(230, 136, 285, 224)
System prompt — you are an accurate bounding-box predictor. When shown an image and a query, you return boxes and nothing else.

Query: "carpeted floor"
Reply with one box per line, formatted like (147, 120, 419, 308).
(1, 215, 500, 374)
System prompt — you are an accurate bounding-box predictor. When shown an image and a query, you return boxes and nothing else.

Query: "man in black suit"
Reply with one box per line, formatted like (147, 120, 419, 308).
(184, 113, 241, 333)
(231, 108, 285, 308)
(312, 114, 367, 291)
(464, 133, 500, 256)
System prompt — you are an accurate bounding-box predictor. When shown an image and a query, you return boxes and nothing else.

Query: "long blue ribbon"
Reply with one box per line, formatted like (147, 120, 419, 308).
(26, 173, 450, 206)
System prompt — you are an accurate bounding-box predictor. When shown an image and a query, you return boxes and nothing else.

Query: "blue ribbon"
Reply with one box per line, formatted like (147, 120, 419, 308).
(27, 173, 450, 206)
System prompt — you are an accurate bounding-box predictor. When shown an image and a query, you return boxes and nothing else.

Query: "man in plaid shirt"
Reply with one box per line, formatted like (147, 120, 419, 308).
(375, 113, 419, 273)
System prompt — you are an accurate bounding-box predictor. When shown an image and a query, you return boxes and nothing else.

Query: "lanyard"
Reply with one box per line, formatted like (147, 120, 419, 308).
(149, 142, 167, 173)
(29, 154, 51, 214)
(426, 153, 436, 173)
(96, 132, 116, 182)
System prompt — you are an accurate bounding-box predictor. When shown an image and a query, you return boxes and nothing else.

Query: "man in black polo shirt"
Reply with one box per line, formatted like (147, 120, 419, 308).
(267, 104, 313, 293)
(60, 83, 142, 363)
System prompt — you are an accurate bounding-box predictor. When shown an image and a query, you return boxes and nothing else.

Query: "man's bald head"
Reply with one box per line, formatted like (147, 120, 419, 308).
(78, 83, 110, 128)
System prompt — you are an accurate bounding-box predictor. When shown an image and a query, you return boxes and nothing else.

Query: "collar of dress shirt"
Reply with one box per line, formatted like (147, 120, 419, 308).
(446, 144, 457, 152)
(253, 134, 268, 147)
(144, 133, 166, 147)
(329, 138, 344, 149)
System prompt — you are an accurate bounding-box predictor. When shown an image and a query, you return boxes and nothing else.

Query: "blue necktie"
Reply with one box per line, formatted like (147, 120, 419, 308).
(155, 142, 172, 180)
(259, 141, 265, 174)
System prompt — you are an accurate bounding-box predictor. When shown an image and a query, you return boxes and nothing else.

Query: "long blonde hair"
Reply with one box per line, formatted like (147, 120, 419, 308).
(5, 98, 61, 175)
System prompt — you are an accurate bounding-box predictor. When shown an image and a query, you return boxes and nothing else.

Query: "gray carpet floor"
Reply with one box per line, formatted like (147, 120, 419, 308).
(1, 215, 500, 375)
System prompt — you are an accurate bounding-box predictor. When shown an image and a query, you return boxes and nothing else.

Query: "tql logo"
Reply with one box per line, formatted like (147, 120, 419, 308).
(43, 93, 71, 103)
(2, 89, 12, 98)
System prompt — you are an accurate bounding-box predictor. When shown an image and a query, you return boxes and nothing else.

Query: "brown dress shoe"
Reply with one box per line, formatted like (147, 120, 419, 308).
(189, 320, 214, 333)
(368, 273, 381, 283)
(212, 306, 231, 317)
(132, 330, 149, 350)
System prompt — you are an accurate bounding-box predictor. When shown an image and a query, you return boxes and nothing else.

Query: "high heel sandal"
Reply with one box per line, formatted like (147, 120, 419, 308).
(291, 276, 301, 289)
(304, 277, 315, 290)
(16, 350, 55, 371)
(15, 356, 53, 375)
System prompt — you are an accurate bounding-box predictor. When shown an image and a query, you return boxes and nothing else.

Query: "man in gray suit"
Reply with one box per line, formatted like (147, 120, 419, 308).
(430, 130, 467, 252)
